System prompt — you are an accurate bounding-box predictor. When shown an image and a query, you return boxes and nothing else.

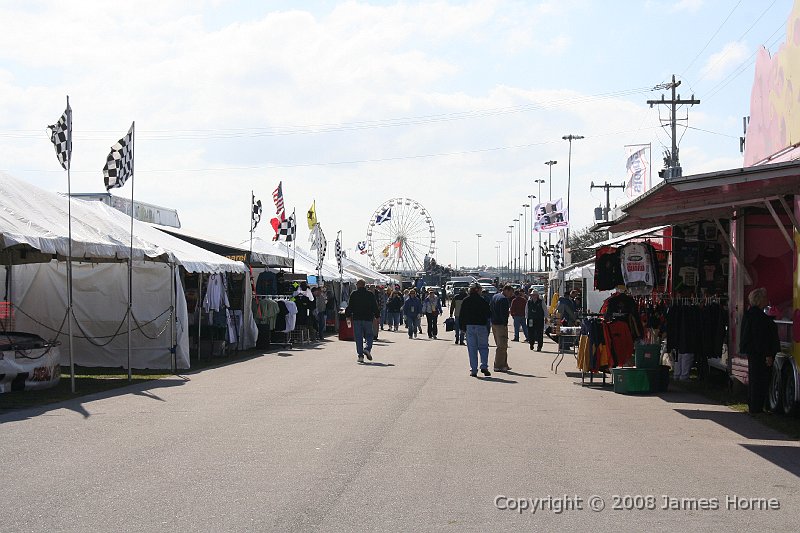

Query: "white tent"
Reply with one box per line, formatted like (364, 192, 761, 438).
(339, 256, 393, 285)
(0, 172, 253, 371)
(250, 237, 356, 282)
(550, 258, 613, 314)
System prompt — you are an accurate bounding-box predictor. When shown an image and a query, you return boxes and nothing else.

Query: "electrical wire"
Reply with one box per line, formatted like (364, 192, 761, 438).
(0, 86, 657, 141)
(681, 0, 743, 77)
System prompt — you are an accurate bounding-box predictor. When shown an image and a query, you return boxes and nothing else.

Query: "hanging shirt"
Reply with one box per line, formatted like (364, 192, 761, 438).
(595, 246, 624, 290)
(620, 243, 654, 295)
(203, 273, 229, 312)
(283, 300, 298, 332)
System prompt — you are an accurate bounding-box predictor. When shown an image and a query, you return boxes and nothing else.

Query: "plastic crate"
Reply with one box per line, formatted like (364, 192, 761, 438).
(612, 366, 670, 394)
(634, 344, 661, 369)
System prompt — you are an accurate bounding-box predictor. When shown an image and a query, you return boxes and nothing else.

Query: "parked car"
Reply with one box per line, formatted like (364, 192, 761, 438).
(480, 283, 498, 296)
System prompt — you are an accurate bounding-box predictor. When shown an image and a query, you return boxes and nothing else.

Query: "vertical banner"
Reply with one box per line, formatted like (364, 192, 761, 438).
(625, 145, 650, 198)
(533, 198, 568, 233)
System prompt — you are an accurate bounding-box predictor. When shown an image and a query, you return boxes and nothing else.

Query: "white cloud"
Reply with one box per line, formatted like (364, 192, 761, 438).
(700, 41, 750, 82)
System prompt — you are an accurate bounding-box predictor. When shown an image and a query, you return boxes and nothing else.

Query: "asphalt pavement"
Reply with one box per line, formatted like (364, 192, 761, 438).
(2, 323, 799, 532)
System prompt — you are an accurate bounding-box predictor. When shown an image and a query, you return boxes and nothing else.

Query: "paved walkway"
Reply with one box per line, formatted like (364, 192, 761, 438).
(2, 325, 799, 532)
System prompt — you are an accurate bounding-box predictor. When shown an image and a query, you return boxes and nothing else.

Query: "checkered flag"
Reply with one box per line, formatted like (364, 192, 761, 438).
(552, 237, 564, 271)
(316, 230, 327, 271)
(335, 235, 343, 275)
(274, 212, 296, 242)
(47, 102, 72, 170)
(103, 123, 134, 190)
(252, 194, 263, 230)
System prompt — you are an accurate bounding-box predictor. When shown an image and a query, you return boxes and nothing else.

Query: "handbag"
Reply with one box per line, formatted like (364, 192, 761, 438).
(444, 317, 455, 331)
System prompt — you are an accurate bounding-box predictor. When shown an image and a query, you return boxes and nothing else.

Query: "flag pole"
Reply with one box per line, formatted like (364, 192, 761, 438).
(292, 208, 296, 274)
(127, 121, 135, 382)
(249, 190, 254, 261)
(65, 95, 75, 393)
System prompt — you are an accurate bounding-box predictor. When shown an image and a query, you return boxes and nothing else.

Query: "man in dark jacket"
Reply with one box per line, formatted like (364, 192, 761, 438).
(459, 284, 493, 377)
(450, 288, 469, 345)
(526, 290, 547, 351)
(345, 279, 380, 363)
(490, 285, 514, 372)
(739, 287, 780, 413)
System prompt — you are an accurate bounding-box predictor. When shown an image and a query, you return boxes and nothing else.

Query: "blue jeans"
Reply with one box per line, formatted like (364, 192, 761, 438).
(512, 316, 528, 341)
(352, 319, 374, 357)
(380, 306, 387, 328)
(405, 314, 419, 337)
(388, 312, 401, 329)
(454, 317, 463, 343)
(316, 311, 326, 338)
(466, 325, 489, 372)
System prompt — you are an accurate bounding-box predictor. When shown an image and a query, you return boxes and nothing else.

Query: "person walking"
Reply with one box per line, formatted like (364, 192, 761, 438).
(386, 290, 403, 331)
(402, 289, 423, 339)
(313, 286, 327, 339)
(510, 289, 528, 343)
(459, 283, 492, 377)
(376, 286, 388, 330)
(422, 288, 443, 339)
(557, 289, 579, 325)
(344, 279, 380, 363)
(740, 287, 780, 414)
(450, 287, 468, 345)
(490, 285, 514, 372)
(526, 289, 547, 352)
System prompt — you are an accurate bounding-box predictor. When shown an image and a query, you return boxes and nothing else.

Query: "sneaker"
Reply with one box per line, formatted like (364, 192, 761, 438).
(433, 336, 437, 340)
(358, 357, 364, 364)
(454, 340, 459, 345)
(414, 334, 418, 338)
(481, 368, 491, 376)
(364, 349, 372, 361)
(530, 344, 535, 350)
(470, 370, 478, 377)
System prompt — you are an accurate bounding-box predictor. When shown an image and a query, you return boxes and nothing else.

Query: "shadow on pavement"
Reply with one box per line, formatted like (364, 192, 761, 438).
(275, 352, 294, 357)
(362, 362, 395, 367)
(654, 391, 722, 405)
(739, 444, 800, 478)
(0, 378, 187, 423)
(504, 370, 544, 378)
(479, 376, 518, 384)
(674, 409, 790, 441)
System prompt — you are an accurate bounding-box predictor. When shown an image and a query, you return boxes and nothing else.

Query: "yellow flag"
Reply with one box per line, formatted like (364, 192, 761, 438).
(381, 244, 391, 257)
(306, 200, 317, 230)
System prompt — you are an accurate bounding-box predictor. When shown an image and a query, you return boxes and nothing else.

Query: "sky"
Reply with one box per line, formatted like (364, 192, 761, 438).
(0, 0, 795, 272)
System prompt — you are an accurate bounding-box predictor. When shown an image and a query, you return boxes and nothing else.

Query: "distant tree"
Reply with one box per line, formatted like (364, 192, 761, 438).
(567, 226, 608, 263)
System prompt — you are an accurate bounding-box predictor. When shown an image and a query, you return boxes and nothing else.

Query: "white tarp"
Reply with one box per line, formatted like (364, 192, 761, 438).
(250, 238, 356, 281)
(0, 171, 244, 274)
(7, 261, 191, 370)
(340, 256, 393, 284)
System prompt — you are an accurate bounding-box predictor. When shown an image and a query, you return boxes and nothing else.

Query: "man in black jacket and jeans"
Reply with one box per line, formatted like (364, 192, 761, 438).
(345, 279, 380, 363)
(459, 283, 493, 378)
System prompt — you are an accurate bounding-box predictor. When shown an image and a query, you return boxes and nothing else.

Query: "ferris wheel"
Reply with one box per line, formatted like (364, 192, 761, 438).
(366, 197, 436, 273)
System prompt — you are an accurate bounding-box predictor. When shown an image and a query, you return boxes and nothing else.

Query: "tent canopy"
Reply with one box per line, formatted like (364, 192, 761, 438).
(250, 237, 356, 281)
(0, 172, 243, 273)
(594, 160, 800, 234)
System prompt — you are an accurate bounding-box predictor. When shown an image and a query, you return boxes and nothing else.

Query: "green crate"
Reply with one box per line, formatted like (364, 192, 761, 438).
(634, 344, 662, 369)
(612, 366, 669, 394)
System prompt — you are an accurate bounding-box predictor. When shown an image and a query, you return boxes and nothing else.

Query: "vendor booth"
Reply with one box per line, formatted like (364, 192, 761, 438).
(594, 160, 800, 410)
(1, 172, 249, 392)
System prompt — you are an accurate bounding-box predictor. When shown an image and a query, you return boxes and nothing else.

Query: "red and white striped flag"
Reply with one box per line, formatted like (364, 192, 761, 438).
(272, 181, 286, 219)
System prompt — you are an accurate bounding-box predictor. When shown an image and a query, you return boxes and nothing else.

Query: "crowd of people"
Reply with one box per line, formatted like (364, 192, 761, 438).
(342, 279, 549, 376)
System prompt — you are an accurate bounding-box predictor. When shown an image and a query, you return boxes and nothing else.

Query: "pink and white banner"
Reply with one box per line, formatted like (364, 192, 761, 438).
(533, 198, 568, 233)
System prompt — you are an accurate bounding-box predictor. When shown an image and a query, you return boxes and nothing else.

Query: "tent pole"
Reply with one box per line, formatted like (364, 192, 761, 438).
(170, 263, 176, 373)
(197, 273, 203, 359)
(127, 121, 135, 382)
(65, 95, 75, 393)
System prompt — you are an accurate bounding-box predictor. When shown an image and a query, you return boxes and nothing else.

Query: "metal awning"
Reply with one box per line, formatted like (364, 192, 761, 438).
(595, 160, 800, 234)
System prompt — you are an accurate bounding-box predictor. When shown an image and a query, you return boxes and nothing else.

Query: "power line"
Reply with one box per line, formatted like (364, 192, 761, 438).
(681, 0, 743, 77)
(0, 86, 657, 141)
(3, 126, 662, 174)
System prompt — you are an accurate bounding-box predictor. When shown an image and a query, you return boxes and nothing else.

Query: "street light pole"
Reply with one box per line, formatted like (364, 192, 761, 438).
(532, 183, 543, 270)
(512, 218, 520, 281)
(522, 203, 530, 277)
(507, 226, 513, 280)
(453, 240, 459, 272)
(495, 243, 502, 273)
(562, 135, 583, 265)
(476, 234, 482, 271)
(518, 215, 523, 280)
(544, 160, 557, 271)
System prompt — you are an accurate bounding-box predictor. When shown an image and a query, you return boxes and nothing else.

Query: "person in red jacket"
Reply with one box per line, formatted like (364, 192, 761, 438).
(510, 290, 529, 343)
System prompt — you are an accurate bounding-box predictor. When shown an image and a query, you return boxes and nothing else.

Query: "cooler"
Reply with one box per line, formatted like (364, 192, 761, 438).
(612, 366, 670, 394)
(338, 313, 354, 341)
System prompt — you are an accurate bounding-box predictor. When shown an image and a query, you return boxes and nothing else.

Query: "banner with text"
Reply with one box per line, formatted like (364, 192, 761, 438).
(533, 198, 569, 233)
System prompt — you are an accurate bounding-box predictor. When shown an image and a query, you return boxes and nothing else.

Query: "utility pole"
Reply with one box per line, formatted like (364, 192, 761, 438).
(647, 75, 700, 179)
(590, 181, 626, 221)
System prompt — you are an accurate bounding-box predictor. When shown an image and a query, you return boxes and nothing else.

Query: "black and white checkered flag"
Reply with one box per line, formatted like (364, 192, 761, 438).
(335, 235, 343, 275)
(252, 195, 263, 230)
(47, 103, 72, 170)
(316, 228, 327, 271)
(103, 123, 134, 190)
(553, 237, 564, 271)
(275, 213, 296, 242)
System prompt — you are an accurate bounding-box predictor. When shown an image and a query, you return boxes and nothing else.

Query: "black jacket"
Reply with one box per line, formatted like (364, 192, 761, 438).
(740, 305, 780, 359)
(458, 293, 491, 330)
(387, 294, 404, 313)
(345, 288, 380, 321)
